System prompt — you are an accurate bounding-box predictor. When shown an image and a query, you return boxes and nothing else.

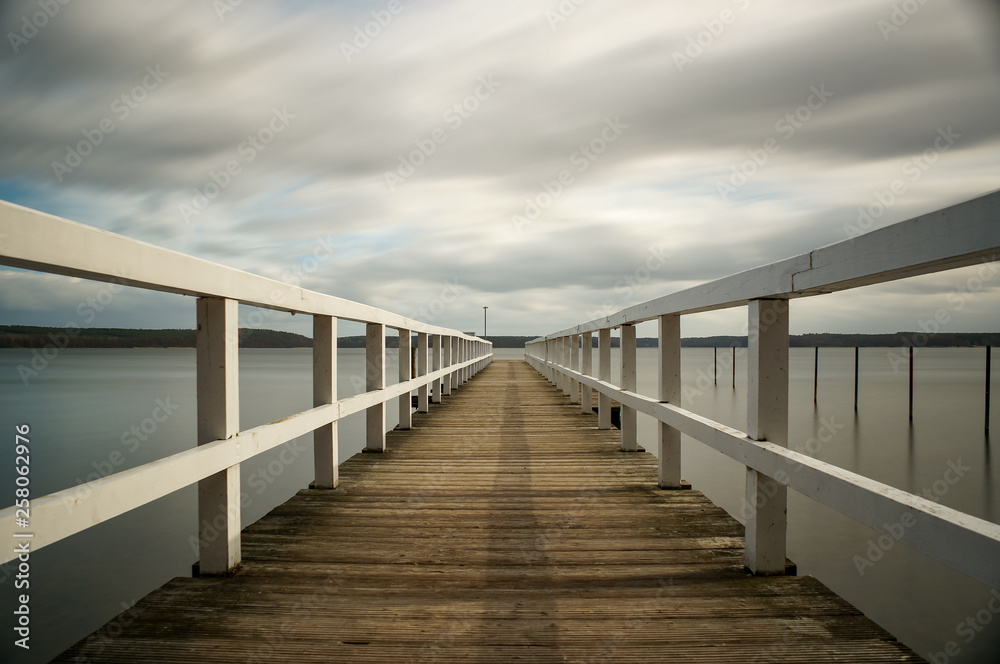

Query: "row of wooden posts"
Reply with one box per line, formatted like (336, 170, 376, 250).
(707, 345, 993, 434)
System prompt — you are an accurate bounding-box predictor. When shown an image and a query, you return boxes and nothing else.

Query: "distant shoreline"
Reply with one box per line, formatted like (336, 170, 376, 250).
(1, 326, 997, 349)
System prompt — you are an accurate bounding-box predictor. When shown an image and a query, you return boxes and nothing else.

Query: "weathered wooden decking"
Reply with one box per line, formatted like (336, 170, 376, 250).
(56, 360, 919, 663)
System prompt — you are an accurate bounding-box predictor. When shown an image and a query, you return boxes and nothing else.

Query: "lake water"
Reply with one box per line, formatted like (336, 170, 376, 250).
(0, 346, 997, 663)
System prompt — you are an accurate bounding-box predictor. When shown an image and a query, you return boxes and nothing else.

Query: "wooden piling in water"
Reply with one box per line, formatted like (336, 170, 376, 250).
(908, 346, 914, 422)
(713, 346, 717, 385)
(813, 346, 818, 404)
(53, 360, 924, 664)
(987, 345, 992, 435)
(854, 347, 859, 411)
(732, 345, 736, 388)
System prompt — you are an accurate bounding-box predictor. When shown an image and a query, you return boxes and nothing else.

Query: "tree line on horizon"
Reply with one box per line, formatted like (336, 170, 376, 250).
(1, 326, 997, 350)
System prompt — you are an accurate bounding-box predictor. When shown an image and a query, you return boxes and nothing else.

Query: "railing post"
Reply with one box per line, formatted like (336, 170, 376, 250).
(987, 345, 992, 435)
(554, 338, 562, 391)
(365, 322, 386, 452)
(312, 315, 338, 489)
(196, 297, 240, 575)
(570, 334, 580, 404)
(550, 338, 559, 388)
(443, 336, 453, 395)
(398, 329, 412, 430)
(451, 336, 459, 388)
(551, 338, 557, 383)
(560, 337, 571, 397)
(659, 314, 682, 488)
(598, 328, 612, 430)
(745, 299, 789, 575)
(620, 324, 637, 452)
(417, 332, 429, 413)
(543, 340, 551, 382)
(432, 334, 443, 403)
(581, 331, 593, 415)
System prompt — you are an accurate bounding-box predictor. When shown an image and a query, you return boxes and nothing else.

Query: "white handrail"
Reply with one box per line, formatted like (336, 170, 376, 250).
(526, 188, 1000, 585)
(0, 200, 493, 568)
(533, 188, 1000, 340)
(0, 357, 484, 562)
(0, 199, 481, 339)
(526, 359, 1000, 588)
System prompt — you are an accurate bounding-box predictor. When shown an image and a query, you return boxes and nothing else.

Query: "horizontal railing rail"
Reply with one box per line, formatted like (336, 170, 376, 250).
(534, 189, 1000, 339)
(0, 200, 474, 334)
(0, 200, 492, 570)
(525, 188, 1000, 586)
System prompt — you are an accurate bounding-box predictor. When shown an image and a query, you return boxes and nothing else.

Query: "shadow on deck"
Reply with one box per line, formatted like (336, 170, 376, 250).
(54, 360, 919, 663)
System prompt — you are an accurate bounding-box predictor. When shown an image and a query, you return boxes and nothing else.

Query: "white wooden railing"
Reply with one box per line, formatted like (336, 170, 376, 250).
(526, 189, 1000, 586)
(0, 201, 492, 573)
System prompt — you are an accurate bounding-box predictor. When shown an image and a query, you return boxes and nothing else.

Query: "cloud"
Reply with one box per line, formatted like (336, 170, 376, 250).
(1, 0, 999, 336)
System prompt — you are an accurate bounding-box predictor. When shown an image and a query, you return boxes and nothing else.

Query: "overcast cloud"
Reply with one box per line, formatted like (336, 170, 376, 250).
(1, 0, 999, 338)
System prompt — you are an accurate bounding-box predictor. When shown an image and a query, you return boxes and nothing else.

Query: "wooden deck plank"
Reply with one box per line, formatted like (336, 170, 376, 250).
(53, 360, 920, 663)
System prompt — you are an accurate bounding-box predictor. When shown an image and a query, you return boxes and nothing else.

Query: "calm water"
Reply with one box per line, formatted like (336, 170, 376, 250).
(0, 346, 997, 662)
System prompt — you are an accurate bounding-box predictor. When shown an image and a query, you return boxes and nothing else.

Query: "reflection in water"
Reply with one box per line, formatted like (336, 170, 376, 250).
(1, 347, 998, 663)
(907, 422, 916, 489)
(626, 345, 999, 663)
(985, 436, 993, 523)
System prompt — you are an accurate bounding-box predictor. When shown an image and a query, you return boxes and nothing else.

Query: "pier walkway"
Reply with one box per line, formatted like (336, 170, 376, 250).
(55, 360, 919, 663)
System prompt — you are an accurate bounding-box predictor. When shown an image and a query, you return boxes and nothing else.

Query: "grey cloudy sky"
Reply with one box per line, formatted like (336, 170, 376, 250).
(1, 0, 999, 338)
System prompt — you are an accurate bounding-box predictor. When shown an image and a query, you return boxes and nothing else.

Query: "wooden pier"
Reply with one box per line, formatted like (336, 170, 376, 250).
(55, 360, 919, 663)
